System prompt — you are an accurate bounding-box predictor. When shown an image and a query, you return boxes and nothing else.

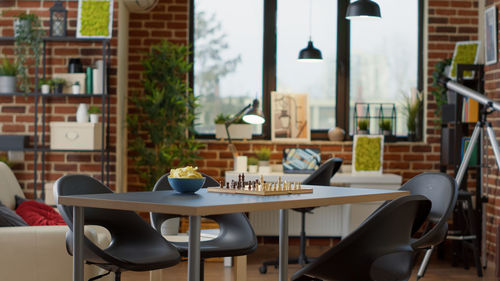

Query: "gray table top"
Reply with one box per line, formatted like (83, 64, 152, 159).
(58, 185, 408, 216)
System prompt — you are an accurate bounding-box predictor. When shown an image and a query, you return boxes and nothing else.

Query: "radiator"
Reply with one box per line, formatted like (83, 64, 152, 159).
(249, 205, 349, 237)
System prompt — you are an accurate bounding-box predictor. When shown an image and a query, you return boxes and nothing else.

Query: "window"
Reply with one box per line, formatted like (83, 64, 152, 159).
(349, 0, 420, 136)
(276, 0, 337, 130)
(193, 0, 263, 134)
(192, 0, 422, 139)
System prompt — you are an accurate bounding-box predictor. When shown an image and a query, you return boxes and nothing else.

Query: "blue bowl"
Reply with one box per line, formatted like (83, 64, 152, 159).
(168, 177, 206, 193)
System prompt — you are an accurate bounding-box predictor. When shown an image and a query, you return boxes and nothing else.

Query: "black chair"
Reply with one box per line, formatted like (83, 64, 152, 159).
(400, 172, 458, 280)
(54, 175, 181, 281)
(150, 172, 257, 281)
(260, 158, 343, 274)
(291, 194, 432, 281)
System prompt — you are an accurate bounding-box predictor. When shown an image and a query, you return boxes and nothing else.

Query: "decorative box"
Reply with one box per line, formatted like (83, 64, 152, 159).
(50, 122, 102, 150)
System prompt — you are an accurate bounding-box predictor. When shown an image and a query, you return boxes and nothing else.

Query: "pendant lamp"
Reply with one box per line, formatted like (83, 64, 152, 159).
(298, 0, 322, 61)
(346, 0, 381, 20)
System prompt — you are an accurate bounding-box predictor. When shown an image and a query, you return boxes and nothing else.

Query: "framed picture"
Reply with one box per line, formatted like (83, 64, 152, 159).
(282, 148, 321, 174)
(271, 92, 310, 142)
(449, 41, 480, 79)
(352, 135, 384, 174)
(77, 0, 114, 38)
(485, 6, 497, 66)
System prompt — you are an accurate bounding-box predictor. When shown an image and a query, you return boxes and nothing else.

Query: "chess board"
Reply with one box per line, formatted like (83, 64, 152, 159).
(206, 186, 313, 196)
(207, 173, 313, 196)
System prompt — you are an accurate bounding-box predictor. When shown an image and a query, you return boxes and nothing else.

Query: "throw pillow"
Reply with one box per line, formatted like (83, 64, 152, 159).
(0, 201, 28, 227)
(16, 200, 66, 226)
(15, 194, 44, 209)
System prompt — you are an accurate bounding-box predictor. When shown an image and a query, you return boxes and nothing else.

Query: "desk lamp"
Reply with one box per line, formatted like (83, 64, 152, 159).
(225, 99, 265, 157)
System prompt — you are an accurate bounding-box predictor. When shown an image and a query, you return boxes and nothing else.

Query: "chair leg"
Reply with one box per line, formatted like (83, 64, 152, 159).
(416, 246, 434, 280)
(115, 272, 121, 281)
(200, 258, 205, 281)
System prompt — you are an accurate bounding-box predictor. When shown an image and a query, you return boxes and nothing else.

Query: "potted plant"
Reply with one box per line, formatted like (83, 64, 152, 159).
(256, 147, 271, 173)
(404, 91, 423, 141)
(379, 119, 392, 136)
(248, 156, 258, 173)
(431, 58, 452, 121)
(52, 78, 66, 94)
(38, 78, 51, 94)
(14, 13, 44, 93)
(88, 106, 101, 123)
(128, 40, 201, 190)
(357, 119, 369, 134)
(0, 57, 17, 94)
(214, 113, 252, 140)
(72, 81, 81, 95)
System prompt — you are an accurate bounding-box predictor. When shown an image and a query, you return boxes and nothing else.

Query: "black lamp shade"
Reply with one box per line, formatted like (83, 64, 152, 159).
(298, 40, 323, 61)
(346, 0, 381, 19)
(242, 99, 265, 125)
(50, 1, 67, 37)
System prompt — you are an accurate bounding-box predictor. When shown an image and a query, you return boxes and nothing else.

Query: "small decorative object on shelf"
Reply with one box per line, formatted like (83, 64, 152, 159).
(52, 78, 66, 94)
(68, 58, 83, 73)
(357, 119, 369, 135)
(328, 127, 345, 141)
(39, 78, 51, 94)
(0, 57, 17, 94)
(248, 157, 258, 173)
(72, 81, 81, 95)
(76, 103, 89, 123)
(88, 106, 100, 124)
(256, 147, 271, 173)
(49, 1, 67, 37)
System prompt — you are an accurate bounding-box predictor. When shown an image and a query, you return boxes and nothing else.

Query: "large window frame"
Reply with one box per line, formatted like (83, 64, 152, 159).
(190, 0, 424, 140)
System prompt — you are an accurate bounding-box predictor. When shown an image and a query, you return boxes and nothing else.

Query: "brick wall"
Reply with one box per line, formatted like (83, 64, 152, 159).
(0, 0, 118, 194)
(483, 0, 500, 263)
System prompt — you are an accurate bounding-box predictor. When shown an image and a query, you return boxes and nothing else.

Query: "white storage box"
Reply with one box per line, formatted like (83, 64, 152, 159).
(50, 122, 102, 150)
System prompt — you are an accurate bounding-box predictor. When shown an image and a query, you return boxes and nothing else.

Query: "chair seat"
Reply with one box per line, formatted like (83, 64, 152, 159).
(171, 239, 257, 259)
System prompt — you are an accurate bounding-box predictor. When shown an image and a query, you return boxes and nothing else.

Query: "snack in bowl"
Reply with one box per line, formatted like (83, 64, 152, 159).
(168, 166, 206, 193)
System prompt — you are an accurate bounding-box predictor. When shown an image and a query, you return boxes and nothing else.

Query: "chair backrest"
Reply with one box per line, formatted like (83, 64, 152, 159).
(302, 157, 343, 186)
(0, 162, 25, 210)
(292, 194, 431, 281)
(400, 172, 458, 249)
(54, 174, 179, 268)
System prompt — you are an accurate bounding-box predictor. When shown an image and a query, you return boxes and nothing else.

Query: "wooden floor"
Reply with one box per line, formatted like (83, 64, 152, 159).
(123, 245, 497, 281)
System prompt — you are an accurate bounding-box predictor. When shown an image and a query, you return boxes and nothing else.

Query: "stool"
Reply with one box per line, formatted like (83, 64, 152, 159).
(447, 190, 483, 277)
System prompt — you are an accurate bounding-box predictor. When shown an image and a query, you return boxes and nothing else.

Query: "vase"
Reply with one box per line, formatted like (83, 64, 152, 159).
(234, 156, 248, 172)
(328, 127, 345, 141)
(76, 103, 89, 123)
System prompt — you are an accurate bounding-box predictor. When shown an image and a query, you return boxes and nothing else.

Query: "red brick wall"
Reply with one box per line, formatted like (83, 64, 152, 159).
(0, 1, 118, 193)
(483, 0, 500, 263)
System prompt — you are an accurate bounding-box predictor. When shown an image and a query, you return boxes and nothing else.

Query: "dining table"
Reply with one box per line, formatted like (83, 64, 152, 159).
(57, 185, 409, 281)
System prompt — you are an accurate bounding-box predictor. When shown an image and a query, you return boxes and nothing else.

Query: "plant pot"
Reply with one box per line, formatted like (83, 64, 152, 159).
(215, 124, 253, 140)
(41, 84, 50, 94)
(258, 165, 271, 174)
(72, 84, 81, 95)
(357, 130, 368, 135)
(248, 165, 258, 173)
(0, 76, 16, 94)
(90, 114, 99, 124)
(54, 83, 64, 94)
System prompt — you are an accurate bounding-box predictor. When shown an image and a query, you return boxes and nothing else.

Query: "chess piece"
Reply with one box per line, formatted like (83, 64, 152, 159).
(226, 182, 230, 189)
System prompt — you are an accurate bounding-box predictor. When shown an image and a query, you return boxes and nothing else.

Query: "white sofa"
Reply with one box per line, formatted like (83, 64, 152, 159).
(0, 162, 112, 281)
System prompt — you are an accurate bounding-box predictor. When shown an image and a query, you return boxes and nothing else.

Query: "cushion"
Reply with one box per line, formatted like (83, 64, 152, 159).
(0, 201, 28, 227)
(15, 194, 43, 209)
(16, 200, 66, 226)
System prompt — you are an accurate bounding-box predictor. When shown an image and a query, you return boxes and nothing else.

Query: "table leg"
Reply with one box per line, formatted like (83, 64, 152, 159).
(234, 256, 247, 281)
(73, 206, 84, 281)
(279, 209, 289, 281)
(188, 216, 201, 281)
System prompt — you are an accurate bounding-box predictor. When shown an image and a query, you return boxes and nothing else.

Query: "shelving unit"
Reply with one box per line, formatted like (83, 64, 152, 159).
(0, 36, 111, 200)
